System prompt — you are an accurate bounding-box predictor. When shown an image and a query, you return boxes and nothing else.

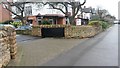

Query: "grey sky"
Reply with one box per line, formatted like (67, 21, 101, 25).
(1, 0, 119, 19)
(85, 0, 119, 19)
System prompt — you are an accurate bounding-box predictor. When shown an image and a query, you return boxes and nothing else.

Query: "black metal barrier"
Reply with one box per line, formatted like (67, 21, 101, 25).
(41, 28, 65, 38)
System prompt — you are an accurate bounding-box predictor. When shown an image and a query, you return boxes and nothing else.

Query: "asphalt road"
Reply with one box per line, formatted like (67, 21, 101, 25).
(16, 35, 41, 42)
(118, 24, 120, 67)
(42, 24, 118, 66)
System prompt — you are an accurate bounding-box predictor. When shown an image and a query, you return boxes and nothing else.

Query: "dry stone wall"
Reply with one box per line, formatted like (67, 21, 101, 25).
(32, 25, 103, 38)
(0, 31, 10, 67)
(31, 25, 66, 36)
(0, 27, 17, 68)
(65, 25, 102, 38)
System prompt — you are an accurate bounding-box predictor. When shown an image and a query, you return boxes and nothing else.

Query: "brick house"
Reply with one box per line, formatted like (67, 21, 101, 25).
(0, 1, 12, 23)
(27, 14, 66, 25)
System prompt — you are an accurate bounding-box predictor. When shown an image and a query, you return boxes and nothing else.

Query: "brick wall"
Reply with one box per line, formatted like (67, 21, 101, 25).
(0, 5, 2, 22)
(0, 4, 11, 23)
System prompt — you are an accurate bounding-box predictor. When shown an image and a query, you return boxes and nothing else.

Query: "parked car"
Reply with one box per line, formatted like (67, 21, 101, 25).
(0, 24, 4, 29)
(3, 24, 15, 28)
(15, 25, 32, 30)
(113, 21, 120, 24)
(0, 24, 4, 26)
(0, 24, 15, 29)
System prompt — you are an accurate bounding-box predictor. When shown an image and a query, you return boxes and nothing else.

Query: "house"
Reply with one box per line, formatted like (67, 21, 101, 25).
(12, 2, 90, 25)
(27, 14, 66, 25)
(0, 2, 12, 23)
(24, 4, 65, 17)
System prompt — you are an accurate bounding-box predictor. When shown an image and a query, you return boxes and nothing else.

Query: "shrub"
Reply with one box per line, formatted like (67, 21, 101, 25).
(88, 21, 101, 27)
(41, 20, 50, 25)
(99, 21, 109, 29)
(10, 22, 22, 28)
(90, 18, 99, 21)
(88, 21, 109, 30)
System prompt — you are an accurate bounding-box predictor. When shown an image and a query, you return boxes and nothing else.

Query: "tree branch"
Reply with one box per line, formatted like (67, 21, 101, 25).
(75, 6, 80, 16)
(58, 2, 68, 14)
(47, 2, 66, 14)
(2, 2, 21, 18)
(80, 0, 86, 6)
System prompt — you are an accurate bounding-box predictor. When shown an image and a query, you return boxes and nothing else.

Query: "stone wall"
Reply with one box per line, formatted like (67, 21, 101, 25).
(0, 27, 17, 68)
(32, 25, 103, 38)
(16, 30, 31, 35)
(65, 26, 102, 38)
(0, 31, 10, 67)
(31, 25, 66, 36)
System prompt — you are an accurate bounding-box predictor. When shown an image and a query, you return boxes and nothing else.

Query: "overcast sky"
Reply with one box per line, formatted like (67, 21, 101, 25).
(4, 0, 120, 19)
(84, 0, 119, 19)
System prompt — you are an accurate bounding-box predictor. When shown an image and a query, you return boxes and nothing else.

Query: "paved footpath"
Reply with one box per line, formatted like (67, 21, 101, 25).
(42, 24, 118, 66)
(8, 37, 88, 66)
(8, 25, 118, 66)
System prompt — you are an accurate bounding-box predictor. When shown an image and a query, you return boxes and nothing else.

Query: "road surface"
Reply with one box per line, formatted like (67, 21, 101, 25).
(42, 24, 118, 66)
(118, 24, 120, 67)
(16, 34, 41, 42)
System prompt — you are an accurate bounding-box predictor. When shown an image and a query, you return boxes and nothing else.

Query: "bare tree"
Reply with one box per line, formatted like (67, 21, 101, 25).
(2, 1, 30, 24)
(96, 7, 109, 20)
(1, 0, 42, 24)
(43, 0, 86, 25)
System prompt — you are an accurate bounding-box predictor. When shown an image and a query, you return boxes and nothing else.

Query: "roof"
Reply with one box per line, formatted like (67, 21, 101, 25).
(36, 14, 65, 18)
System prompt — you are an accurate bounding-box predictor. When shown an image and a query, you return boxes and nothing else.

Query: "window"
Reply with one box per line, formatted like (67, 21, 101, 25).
(25, 6, 32, 16)
(49, 19, 54, 24)
(38, 21, 42, 25)
(37, 18, 42, 25)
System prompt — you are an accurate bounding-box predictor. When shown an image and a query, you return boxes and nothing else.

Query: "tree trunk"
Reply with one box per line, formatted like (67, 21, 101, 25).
(70, 6, 76, 25)
(69, 16, 76, 25)
(21, 19, 25, 25)
(19, 16, 25, 25)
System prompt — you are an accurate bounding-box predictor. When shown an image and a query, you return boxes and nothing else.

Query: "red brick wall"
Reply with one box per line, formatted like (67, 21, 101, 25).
(0, 4, 11, 23)
(28, 16, 37, 25)
(57, 18, 66, 25)
(0, 5, 2, 23)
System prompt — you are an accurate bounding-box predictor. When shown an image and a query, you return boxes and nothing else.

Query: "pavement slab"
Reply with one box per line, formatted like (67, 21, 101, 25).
(8, 37, 88, 66)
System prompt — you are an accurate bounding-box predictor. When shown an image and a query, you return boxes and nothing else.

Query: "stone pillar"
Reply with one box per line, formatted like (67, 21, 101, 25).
(9, 31, 17, 59)
(0, 30, 11, 67)
(0, 27, 17, 68)
(32, 26, 41, 36)
(6, 27, 17, 59)
(3, 27, 17, 59)
(64, 25, 72, 38)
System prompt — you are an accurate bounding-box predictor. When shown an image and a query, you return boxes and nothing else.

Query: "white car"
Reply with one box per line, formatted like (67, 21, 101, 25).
(113, 21, 120, 24)
(4, 24, 15, 29)
(15, 25, 32, 30)
(2, 24, 15, 29)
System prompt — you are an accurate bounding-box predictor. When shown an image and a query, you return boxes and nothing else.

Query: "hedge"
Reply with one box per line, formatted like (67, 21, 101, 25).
(88, 21, 109, 30)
